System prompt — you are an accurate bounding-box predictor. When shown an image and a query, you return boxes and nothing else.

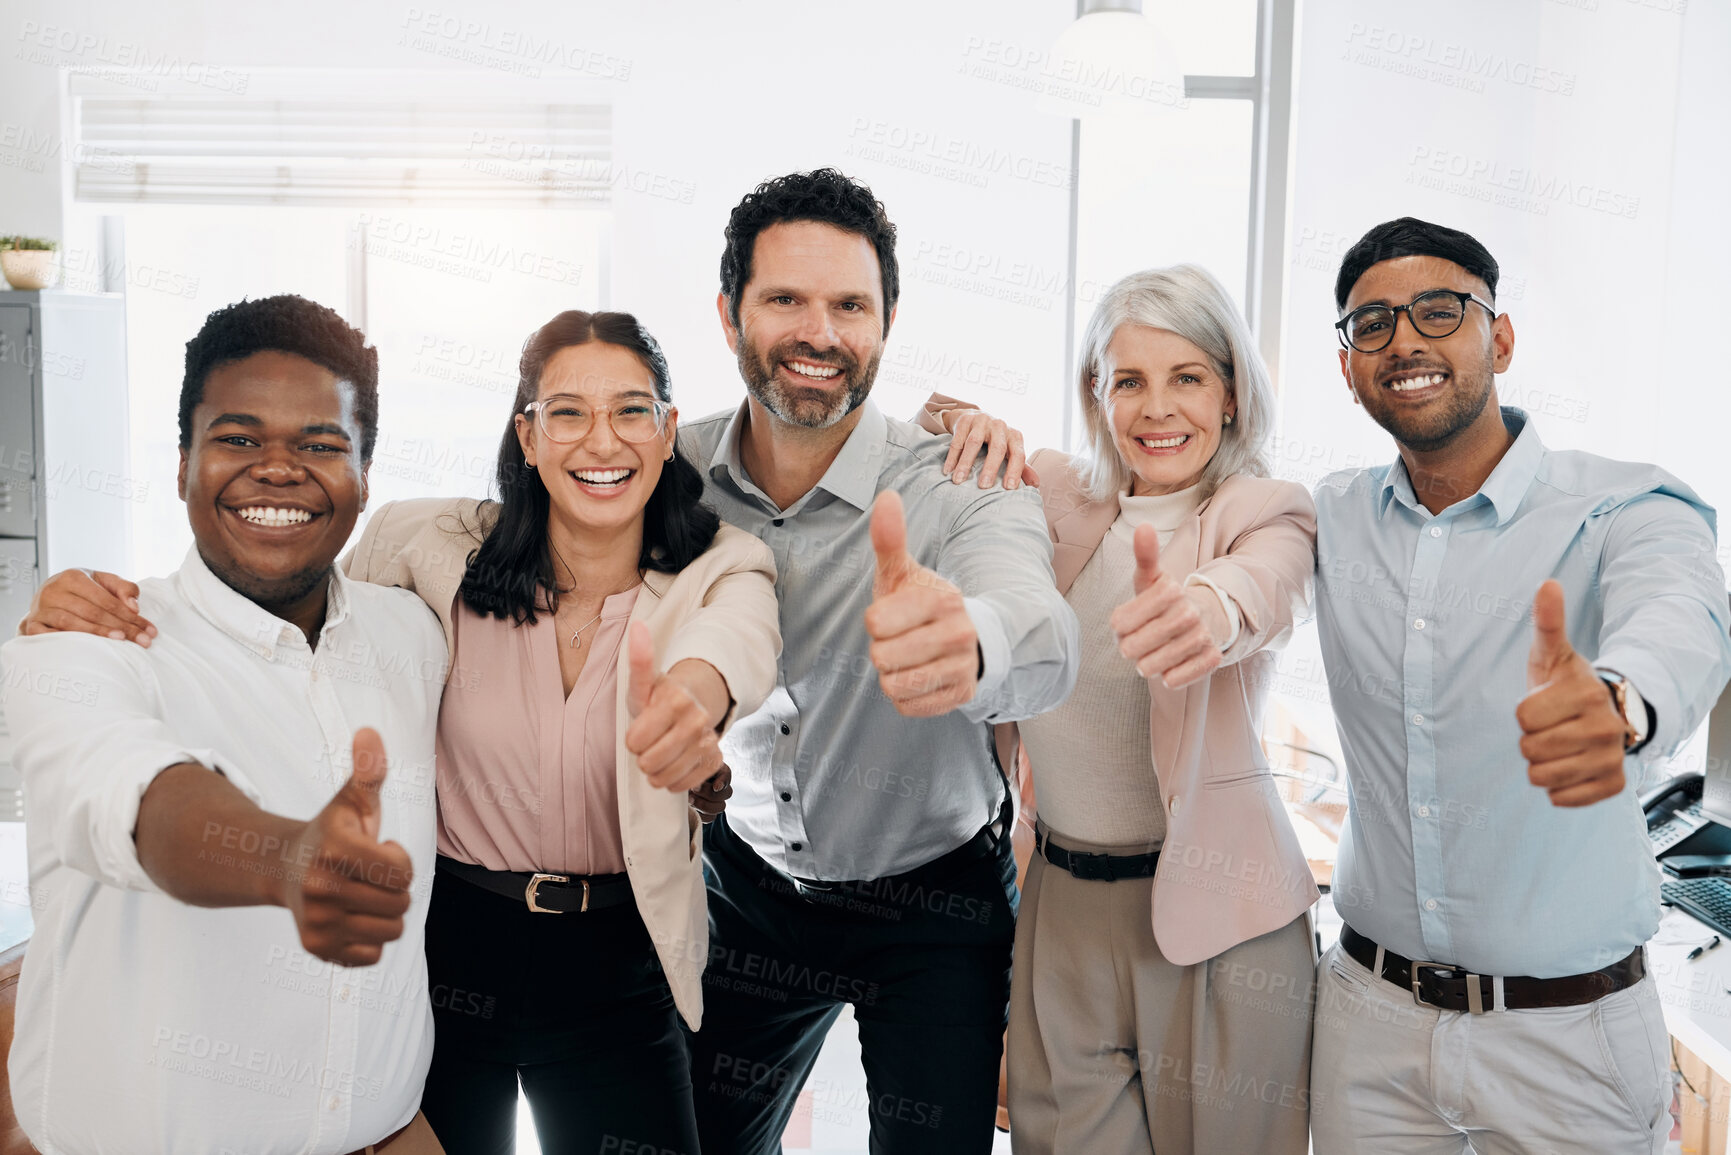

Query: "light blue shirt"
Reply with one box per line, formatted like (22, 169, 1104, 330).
(681, 400, 1079, 881)
(1316, 407, 1731, 977)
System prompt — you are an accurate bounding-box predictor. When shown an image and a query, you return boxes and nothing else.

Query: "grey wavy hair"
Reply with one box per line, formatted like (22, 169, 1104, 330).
(1076, 264, 1273, 502)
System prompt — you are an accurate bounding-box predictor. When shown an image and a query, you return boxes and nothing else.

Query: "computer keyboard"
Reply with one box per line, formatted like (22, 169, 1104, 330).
(1662, 877, 1731, 939)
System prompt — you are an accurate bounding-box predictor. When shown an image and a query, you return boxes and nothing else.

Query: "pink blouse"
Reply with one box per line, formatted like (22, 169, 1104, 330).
(434, 586, 640, 876)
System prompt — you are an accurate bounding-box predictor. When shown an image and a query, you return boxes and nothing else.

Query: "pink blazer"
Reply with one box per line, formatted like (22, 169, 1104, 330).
(1016, 449, 1321, 965)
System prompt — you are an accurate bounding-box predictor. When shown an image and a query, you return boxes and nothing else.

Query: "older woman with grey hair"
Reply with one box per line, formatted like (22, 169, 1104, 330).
(927, 263, 1320, 1154)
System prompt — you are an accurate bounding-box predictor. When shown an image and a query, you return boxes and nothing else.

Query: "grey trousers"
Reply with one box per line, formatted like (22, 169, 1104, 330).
(1007, 830, 1316, 1155)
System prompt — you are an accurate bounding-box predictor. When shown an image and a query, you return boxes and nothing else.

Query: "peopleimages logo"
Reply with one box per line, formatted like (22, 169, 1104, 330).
(1342, 23, 1577, 95)
(1407, 147, 1641, 221)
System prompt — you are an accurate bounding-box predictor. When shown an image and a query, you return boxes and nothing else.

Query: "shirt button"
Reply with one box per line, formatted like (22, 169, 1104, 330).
(1413, 714, 1424, 725)
(1169, 795, 1180, 815)
(790, 841, 803, 852)
(1424, 898, 1439, 911)
(1429, 526, 1442, 538)
(328, 1095, 341, 1111)
(779, 723, 791, 735)
(780, 792, 792, 802)
(339, 986, 351, 1000)
(1417, 805, 1431, 817)
(1413, 618, 1426, 630)
(771, 518, 784, 527)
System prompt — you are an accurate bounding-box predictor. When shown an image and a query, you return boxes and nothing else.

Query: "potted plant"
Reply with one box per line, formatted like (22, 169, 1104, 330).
(0, 237, 59, 290)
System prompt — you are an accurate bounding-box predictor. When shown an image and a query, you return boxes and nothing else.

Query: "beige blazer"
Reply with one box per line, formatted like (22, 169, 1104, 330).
(1017, 449, 1320, 965)
(342, 497, 781, 1028)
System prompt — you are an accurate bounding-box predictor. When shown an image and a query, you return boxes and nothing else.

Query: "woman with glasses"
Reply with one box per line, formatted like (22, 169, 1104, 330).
(25, 310, 781, 1152)
(362, 309, 778, 1151)
(923, 265, 1318, 1154)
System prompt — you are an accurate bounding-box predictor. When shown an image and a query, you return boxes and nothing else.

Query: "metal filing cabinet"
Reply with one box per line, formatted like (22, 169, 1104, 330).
(0, 290, 131, 821)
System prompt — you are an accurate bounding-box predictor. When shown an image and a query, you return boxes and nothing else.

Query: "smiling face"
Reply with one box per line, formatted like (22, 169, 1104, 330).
(1338, 254, 1514, 452)
(721, 220, 891, 430)
(178, 350, 368, 612)
(1100, 325, 1236, 496)
(513, 341, 676, 540)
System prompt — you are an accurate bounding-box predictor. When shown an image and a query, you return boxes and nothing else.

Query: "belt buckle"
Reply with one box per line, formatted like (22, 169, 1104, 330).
(1409, 960, 1487, 1013)
(791, 876, 837, 903)
(525, 872, 582, 913)
(1069, 851, 1113, 881)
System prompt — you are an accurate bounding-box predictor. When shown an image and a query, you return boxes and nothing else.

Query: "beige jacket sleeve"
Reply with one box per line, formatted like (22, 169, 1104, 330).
(341, 500, 414, 589)
(655, 525, 782, 733)
(1190, 479, 1316, 665)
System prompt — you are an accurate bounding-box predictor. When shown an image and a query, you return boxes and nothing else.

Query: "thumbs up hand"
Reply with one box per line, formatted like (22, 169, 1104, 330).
(1516, 580, 1630, 807)
(1108, 525, 1225, 690)
(275, 727, 415, 967)
(624, 621, 729, 794)
(865, 491, 980, 717)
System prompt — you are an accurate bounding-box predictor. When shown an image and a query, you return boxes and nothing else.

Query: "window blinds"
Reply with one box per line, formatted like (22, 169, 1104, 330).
(73, 94, 612, 207)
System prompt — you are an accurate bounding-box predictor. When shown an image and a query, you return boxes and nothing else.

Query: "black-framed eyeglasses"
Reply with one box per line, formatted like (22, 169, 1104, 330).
(1334, 290, 1495, 353)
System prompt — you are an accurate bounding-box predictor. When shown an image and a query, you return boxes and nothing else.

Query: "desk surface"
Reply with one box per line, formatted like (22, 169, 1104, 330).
(1653, 905, 1731, 1076)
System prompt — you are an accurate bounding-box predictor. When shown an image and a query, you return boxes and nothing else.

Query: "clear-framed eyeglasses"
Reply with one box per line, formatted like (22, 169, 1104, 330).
(522, 394, 672, 444)
(1334, 289, 1495, 353)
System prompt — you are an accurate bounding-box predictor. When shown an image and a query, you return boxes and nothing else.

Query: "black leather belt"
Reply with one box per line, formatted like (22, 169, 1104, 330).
(1340, 924, 1643, 1013)
(1034, 828, 1160, 882)
(436, 854, 634, 914)
(723, 800, 1010, 905)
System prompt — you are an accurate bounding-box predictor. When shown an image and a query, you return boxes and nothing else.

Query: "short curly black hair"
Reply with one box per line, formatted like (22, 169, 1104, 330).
(1335, 217, 1500, 312)
(179, 295, 380, 462)
(719, 168, 899, 334)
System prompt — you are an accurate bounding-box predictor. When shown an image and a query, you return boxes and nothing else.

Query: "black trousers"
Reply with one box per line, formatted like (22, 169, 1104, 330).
(687, 815, 1018, 1155)
(420, 861, 700, 1155)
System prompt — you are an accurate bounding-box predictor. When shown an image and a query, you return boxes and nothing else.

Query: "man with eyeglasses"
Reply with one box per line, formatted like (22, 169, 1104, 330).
(1307, 217, 1731, 1153)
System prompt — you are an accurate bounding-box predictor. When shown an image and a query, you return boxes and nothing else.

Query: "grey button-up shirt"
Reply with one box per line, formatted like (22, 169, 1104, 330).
(681, 400, 1079, 881)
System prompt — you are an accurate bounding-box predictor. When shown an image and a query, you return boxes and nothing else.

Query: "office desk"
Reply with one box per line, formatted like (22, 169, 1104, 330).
(1654, 905, 1731, 1077)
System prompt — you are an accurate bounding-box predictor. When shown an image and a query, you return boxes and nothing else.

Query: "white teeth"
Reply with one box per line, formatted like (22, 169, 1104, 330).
(573, 468, 631, 484)
(1389, 373, 1447, 392)
(237, 506, 312, 526)
(1137, 434, 1190, 449)
(787, 361, 841, 379)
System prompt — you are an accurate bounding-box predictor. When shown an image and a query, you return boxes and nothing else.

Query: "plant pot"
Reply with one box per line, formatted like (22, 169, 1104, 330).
(0, 250, 58, 290)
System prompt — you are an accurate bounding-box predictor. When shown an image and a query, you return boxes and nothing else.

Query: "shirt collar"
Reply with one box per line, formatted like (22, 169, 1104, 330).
(706, 397, 887, 514)
(178, 545, 348, 660)
(1377, 406, 1543, 526)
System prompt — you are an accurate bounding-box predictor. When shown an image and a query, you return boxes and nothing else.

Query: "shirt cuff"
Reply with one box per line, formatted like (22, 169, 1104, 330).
(1184, 573, 1242, 652)
(963, 596, 1012, 707)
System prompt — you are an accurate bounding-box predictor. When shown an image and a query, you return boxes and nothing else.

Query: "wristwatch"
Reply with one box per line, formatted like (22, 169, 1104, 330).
(1601, 675, 1650, 754)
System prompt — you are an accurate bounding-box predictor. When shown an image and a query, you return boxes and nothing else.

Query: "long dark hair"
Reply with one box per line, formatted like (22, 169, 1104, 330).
(459, 310, 720, 624)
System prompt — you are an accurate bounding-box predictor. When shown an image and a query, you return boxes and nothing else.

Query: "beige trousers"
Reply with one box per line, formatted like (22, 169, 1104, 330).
(1007, 831, 1316, 1155)
(1308, 942, 1670, 1154)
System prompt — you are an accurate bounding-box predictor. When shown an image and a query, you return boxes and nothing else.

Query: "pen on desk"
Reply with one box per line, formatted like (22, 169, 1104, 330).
(1689, 935, 1722, 961)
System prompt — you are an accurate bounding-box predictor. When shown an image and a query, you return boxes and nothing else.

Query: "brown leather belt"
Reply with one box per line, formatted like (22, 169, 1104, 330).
(340, 1116, 412, 1155)
(437, 854, 633, 914)
(1340, 924, 1643, 1014)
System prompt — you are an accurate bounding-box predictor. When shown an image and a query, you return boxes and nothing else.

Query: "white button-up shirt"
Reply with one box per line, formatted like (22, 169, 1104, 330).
(0, 548, 445, 1154)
